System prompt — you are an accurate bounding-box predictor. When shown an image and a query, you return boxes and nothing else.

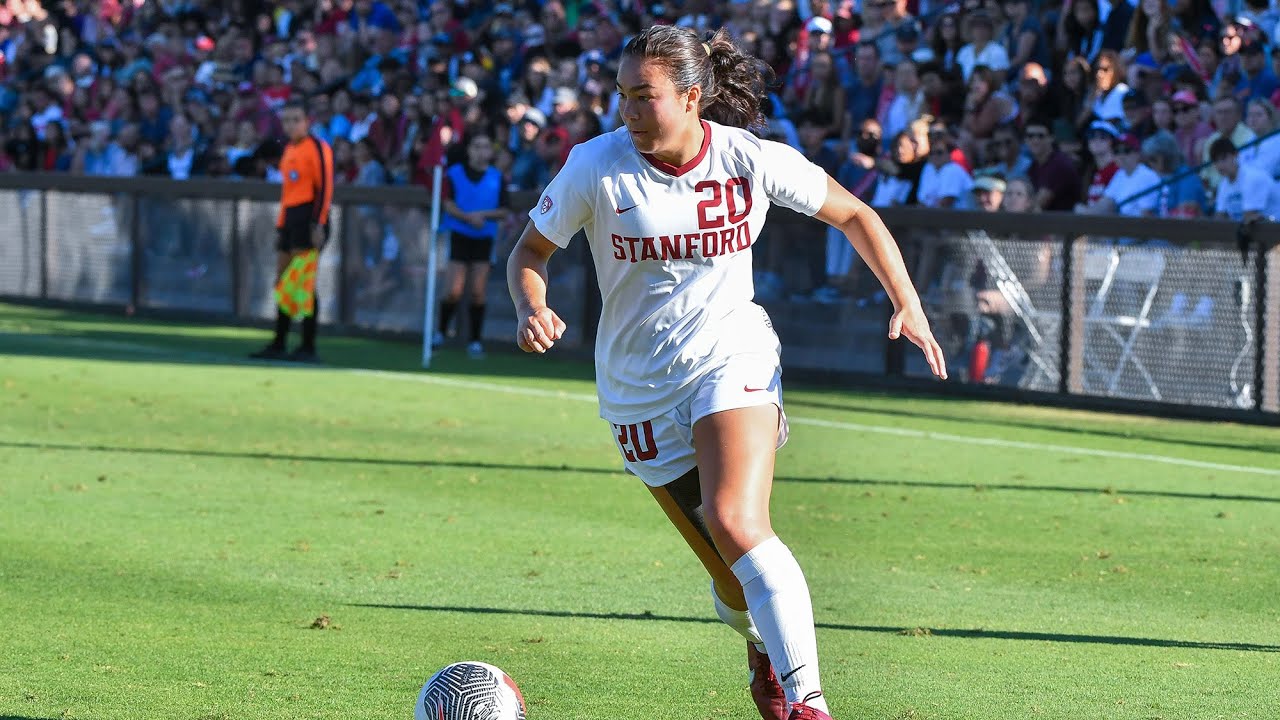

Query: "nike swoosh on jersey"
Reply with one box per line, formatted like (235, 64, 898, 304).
(615, 205, 638, 214)
(743, 384, 769, 393)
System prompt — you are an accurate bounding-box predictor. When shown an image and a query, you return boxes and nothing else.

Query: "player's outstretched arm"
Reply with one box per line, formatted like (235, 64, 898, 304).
(507, 221, 567, 354)
(812, 176, 948, 380)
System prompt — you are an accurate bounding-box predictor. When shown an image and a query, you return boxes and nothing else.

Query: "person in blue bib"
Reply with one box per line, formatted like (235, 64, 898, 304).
(438, 132, 511, 358)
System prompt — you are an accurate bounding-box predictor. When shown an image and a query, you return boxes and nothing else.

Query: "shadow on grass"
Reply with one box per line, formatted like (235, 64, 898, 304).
(785, 397, 1280, 456)
(6, 301, 1276, 457)
(352, 603, 1280, 653)
(4, 440, 1278, 504)
(0, 303, 597, 383)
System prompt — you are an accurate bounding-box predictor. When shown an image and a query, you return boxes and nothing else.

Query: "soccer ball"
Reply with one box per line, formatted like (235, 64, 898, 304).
(416, 661, 527, 720)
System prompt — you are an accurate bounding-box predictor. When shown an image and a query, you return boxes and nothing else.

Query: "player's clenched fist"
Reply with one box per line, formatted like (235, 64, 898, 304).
(517, 307, 566, 353)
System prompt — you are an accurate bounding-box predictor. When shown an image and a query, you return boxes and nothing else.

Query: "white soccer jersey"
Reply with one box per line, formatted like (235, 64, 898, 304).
(529, 120, 830, 424)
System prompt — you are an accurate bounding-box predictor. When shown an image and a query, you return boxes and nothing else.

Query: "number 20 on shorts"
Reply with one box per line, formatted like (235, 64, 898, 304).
(614, 421, 659, 462)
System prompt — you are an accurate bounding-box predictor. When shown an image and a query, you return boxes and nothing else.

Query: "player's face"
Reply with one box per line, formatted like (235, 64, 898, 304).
(616, 56, 696, 156)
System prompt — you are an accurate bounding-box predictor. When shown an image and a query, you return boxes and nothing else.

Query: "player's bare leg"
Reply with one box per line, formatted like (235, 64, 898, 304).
(694, 405, 833, 719)
(649, 472, 786, 720)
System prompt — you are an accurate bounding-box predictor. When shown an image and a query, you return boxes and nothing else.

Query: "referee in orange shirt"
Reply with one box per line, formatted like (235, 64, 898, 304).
(251, 100, 334, 363)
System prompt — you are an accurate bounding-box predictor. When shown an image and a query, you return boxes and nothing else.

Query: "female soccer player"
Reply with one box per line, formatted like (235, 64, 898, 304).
(507, 26, 947, 720)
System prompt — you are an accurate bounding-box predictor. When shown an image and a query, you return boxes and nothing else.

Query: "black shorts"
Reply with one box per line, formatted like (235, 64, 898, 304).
(277, 222, 329, 253)
(277, 205, 328, 253)
(448, 233, 494, 264)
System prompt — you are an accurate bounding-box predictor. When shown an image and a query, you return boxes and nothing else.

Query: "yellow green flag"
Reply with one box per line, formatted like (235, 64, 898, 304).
(275, 249, 318, 319)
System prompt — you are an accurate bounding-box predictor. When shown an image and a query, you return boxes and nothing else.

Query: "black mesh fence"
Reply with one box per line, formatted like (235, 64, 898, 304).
(0, 189, 42, 298)
(45, 191, 133, 305)
(0, 174, 1275, 420)
(138, 197, 234, 313)
(1072, 240, 1258, 409)
(901, 227, 1066, 392)
(343, 203, 429, 333)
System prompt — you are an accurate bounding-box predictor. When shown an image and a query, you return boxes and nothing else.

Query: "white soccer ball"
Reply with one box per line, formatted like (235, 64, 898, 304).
(416, 661, 527, 720)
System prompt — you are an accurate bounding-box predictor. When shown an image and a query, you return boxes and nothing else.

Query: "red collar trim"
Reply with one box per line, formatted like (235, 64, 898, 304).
(642, 121, 712, 177)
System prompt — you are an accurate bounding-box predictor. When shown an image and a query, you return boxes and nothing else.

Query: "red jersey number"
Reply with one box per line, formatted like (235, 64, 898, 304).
(695, 177, 752, 229)
(614, 421, 658, 462)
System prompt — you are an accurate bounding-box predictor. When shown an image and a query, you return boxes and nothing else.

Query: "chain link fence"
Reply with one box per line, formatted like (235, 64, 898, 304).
(0, 174, 1275, 420)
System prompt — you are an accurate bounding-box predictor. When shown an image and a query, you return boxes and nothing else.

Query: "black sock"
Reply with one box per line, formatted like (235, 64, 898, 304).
(469, 303, 487, 343)
(439, 299, 459, 335)
(271, 308, 290, 348)
(300, 293, 319, 352)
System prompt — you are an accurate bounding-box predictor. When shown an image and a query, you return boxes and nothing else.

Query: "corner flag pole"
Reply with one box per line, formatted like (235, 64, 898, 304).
(422, 163, 444, 368)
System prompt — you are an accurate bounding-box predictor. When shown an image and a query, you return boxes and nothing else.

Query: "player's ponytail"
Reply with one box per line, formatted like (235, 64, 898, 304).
(622, 26, 772, 132)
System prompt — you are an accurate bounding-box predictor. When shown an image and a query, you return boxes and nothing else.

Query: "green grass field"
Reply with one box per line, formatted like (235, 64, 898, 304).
(2, 301, 1278, 720)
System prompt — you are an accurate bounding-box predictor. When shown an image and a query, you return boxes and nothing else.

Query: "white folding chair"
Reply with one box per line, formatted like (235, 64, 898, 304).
(1081, 246, 1166, 400)
(964, 230, 1061, 389)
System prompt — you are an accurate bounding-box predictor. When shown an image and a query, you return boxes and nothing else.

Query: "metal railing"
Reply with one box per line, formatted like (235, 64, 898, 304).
(0, 173, 1275, 422)
(1116, 126, 1280, 213)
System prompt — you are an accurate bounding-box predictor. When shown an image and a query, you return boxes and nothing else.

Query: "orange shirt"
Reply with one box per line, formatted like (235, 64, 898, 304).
(276, 135, 334, 228)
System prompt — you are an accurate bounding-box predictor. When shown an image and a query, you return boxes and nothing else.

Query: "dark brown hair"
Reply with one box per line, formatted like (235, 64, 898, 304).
(622, 25, 772, 132)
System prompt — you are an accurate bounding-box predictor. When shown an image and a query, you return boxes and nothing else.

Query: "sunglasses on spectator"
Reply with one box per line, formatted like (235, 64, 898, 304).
(1024, 131, 1050, 139)
(1174, 105, 1196, 113)
(1119, 146, 1140, 154)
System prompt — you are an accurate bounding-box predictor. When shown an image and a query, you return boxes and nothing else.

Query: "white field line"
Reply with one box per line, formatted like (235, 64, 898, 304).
(5, 332, 1276, 477)
(351, 370, 1280, 478)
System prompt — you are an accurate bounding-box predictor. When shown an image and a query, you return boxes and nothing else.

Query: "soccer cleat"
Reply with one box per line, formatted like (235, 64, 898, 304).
(466, 341, 485, 359)
(787, 691, 833, 720)
(747, 643, 787, 720)
(249, 344, 288, 360)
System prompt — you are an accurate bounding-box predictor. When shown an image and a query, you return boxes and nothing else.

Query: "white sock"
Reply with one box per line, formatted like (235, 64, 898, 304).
(730, 536, 829, 714)
(710, 579, 766, 651)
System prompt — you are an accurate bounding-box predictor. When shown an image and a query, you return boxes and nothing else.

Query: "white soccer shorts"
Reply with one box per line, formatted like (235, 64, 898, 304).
(607, 353, 790, 487)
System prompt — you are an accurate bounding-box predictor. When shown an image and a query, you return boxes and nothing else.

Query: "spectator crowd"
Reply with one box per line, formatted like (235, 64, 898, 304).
(2, 0, 1280, 222)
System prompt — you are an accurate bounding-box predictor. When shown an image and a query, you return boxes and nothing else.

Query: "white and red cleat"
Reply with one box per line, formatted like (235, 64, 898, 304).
(787, 691, 834, 720)
(747, 642, 788, 720)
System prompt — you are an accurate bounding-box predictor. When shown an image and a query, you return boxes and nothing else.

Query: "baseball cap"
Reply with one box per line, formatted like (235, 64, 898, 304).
(805, 16, 833, 35)
(195, 35, 215, 52)
(896, 21, 921, 42)
(522, 108, 547, 129)
(972, 175, 1007, 193)
(1118, 133, 1141, 151)
(553, 86, 577, 106)
(523, 23, 546, 48)
(1170, 89, 1199, 107)
(449, 77, 479, 99)
(911, 47, 937, 63)
(1087, 120, 1120, 138)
